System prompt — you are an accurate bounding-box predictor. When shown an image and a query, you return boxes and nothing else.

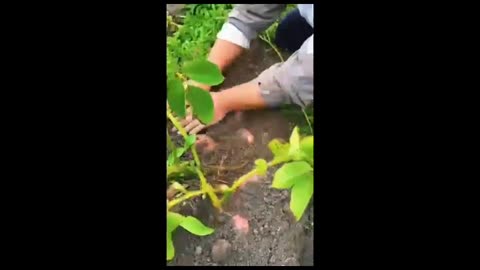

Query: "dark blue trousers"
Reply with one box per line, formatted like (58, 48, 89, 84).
(274, 9, 313, 53)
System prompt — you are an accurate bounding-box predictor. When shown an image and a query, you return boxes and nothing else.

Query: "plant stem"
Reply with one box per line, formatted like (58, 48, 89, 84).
(167, 190, 204, 210)
(259, 34, 284, 62)
(167, 187, 225, 210)
(166, 130, 179, 165)
(167, 109, 222, 208)
(167, 110, 202, 167)
(302, 108, 314, 135)
(229, 168, 258, 191)
(175, 72, 188, 81)
(196, 168, 222, 209)
(228, 158, 287, 193)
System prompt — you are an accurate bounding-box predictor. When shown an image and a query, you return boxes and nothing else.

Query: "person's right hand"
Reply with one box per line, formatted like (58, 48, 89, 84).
(171, 81, 228, 134)
(177, 91, 228, 134)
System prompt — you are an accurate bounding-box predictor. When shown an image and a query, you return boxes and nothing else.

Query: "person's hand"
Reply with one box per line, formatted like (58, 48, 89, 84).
(173, 91, 229, 135)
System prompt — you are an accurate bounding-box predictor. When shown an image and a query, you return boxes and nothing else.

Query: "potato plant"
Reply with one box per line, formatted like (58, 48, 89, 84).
(166, 59, 314, 261)
(167, 4, 314, 259)
(271, 127, 314, 221)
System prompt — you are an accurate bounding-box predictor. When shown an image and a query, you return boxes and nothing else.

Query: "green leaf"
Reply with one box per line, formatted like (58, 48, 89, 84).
(167, 211, 185, 233)
(167, 152, 176, 166)
(268, 139, 290, 160)
(182, 59, 224, 86)
(175, 147, 186, 158)
(179, 216, 214, 236)
(167, 147, 186, 166)
(186, 85, 214, 124)
(185, 134, 196, 149)
(168, 134, 197, 164)
(290, 171, 313, 221)
(171, 182, 188, 194)
(167, 231, 175, 260)
(167, 78, 186, 118)
(288, 127, 301, 157)
(255, 159, 268, 176)
(272, 161, 313, 189)
(300, 136, 314, 164)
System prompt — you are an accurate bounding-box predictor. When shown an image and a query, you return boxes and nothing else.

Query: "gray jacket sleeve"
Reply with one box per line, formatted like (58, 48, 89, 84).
(220, 4, 314, 108)
(253, 35, 314, 108)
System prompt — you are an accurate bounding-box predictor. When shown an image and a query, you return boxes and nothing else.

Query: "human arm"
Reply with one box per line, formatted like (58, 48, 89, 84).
(197, 4, 288, 90)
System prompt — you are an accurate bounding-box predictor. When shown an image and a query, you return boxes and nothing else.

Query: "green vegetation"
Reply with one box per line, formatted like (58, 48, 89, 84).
(166, 4, 314, 261)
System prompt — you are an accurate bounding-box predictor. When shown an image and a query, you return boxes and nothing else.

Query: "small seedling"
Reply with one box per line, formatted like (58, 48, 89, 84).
(167, 211, 214, 261)
(271, 127, 314, 221)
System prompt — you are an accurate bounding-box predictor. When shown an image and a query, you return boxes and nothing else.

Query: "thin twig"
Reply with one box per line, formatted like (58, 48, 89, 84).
(259, 34, 284, 62)
(302, 108, 314, 135)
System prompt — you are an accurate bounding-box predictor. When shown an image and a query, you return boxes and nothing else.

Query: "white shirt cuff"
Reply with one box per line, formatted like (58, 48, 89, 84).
(217, 22, 251, 49)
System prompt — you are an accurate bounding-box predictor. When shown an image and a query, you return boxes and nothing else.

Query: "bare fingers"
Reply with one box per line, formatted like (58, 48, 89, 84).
(171, 107, 193, 133)
(184, 119, 206, 135)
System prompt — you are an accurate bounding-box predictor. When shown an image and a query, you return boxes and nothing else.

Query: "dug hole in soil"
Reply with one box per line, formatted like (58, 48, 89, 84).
(168, 40, 314, 266)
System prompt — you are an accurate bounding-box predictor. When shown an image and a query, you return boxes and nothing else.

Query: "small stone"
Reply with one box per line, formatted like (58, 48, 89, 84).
(274, 257, 299, 266)
(270, 230, 275, 236)
(269, 255, 276, 263)
(216, 214, 227, 224)
(284, 257, 300, 266)
(211, 239, 232, 263)
(191, 206, 198, 216)
(282, 190, 289, 197)
(253, 228, 258, 235)
(195, 246, 202, 256)
(166, 4, 186, 15)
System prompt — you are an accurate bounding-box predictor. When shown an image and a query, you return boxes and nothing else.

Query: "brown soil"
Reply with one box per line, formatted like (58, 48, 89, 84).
(167, 40, 314, 266)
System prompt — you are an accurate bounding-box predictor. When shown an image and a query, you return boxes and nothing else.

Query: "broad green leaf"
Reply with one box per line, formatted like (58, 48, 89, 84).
(182, 59, 224, 86)
(185, 134, 196, 149)
(167, 78, 186, 118)
(167, 211, 185, 233)
(288, 127, 301, 157)
(290, 171, 313, 221)
(255, 159, 268, 176)
(300, 136, 314, 164)
(186, 85, 214, 124)
(268, 139, 290, 160)
(167, 232, 175, 260)
(170, 135, 195, 161)
(167, 152, 176, 166)
(179, 216, 214, 236)
(272, 161, 313, 189)
(175, 147, 186, 158)
(167, 147, 186, 166)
